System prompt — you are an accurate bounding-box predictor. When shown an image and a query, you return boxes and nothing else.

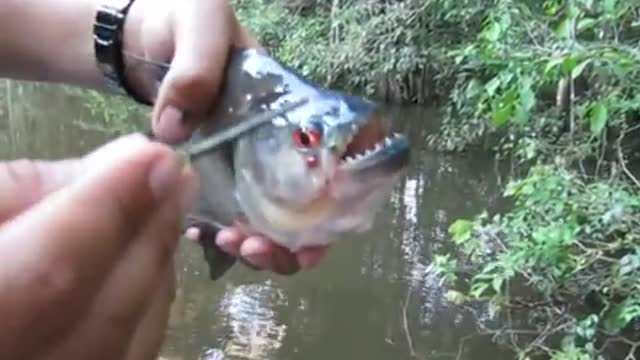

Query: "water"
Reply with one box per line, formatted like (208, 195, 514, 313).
(0, 81, 514, 360)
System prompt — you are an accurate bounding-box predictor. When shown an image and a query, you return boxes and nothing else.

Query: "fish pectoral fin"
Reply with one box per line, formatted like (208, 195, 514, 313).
(183, 216, 237, 281)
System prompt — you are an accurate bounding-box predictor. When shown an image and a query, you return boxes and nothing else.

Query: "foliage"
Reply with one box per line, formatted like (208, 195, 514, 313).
(424, 1, 640, 359)
(232, 0, 494, 104)
(65, 87, 149, 134)
(436, 163, 640, 358)
(426, 0, 640, 154)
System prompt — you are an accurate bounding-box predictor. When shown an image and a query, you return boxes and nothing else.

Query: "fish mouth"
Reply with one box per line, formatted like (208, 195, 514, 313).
(338, 114, 410, 175)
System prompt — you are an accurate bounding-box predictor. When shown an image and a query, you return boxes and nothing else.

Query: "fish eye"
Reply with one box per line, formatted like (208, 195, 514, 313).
(292, 126, 322, 148)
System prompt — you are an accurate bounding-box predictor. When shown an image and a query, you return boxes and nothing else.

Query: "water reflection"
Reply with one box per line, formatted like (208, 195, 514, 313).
(217, 281, 288, 359)
(0, 81, 515, 360)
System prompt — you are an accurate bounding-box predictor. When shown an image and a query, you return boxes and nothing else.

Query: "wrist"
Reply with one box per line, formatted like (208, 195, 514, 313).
(94, 0, 152, 105)
(0, 0, 105, 88)
(119, 0, 167, 106)
(0, 0, 153, 104)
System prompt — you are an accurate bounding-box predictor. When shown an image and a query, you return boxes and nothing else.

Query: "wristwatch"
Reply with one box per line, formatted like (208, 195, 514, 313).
(93, 0, 152, 105)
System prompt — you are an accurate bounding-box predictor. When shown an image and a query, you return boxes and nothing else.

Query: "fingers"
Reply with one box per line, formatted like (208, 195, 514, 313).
(0, 133, 173, 220)
(47, 179, 188, 359)
(151, 0, 233, 143)
(214, 227, 244, 255)
(150, 0, 262, 143)
(296, 246, 329, 270)
(0, 134, 195, 358)
(212, 228, 330, 275)
(239, 236, 300, 275)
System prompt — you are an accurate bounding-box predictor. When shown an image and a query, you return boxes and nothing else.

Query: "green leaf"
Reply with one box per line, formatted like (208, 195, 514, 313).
(572, 59, 590, 80)
(513, 106, 528, 124)
(469, 282, 490, 299)
(543, 0, 560, 16)
(504, 181, 523, 197)
(566, 3, 579, 19)
(603, 0, 616, 15)
(485, 77, 501, 96)
(520, 79, 535, 111)
(449, 219, 474, 242)
(544, 56, 564, 77)
(490, 104, 512, 127)
(482, 21, 501, 42)
(589, 102, 608, 135)
(604, 299, 640, 333)
(555, 18, 572, 39)
(492, 276, 503, 293)
(577, 18, 598, 32)
(466, 78, 483, 98)
(445, 290, 468, 304)
(561, 56, 577, 75)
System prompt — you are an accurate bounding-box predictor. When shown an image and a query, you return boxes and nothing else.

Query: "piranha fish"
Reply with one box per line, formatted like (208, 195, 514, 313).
(139, 47, 410, 279)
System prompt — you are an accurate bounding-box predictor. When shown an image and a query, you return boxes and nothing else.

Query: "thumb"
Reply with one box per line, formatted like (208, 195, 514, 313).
(0, 134, 197, 356)
(0, 134, 186, 220)
(150, 0, 261, 143)
(0, 134, 155, 220)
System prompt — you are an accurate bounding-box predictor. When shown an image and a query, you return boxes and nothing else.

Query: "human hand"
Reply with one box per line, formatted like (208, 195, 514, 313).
(121, 0, 329, 275)
(0, 134, 195, 360)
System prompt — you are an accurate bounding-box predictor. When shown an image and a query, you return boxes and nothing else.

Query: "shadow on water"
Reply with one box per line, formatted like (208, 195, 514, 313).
(0, 81, 514, 360)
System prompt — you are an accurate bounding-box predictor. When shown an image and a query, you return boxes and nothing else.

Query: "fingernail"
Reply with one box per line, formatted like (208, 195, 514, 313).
(148, 152, 183, 202)
(216, 228, 238, 246)
(184, 227, 201, 241)
(215, 228, 243, 256)
(239, 237, 275, 270)
(240, 236, 269, 258)
(157, 105, 185, 141)
(160, 105, 183, 126)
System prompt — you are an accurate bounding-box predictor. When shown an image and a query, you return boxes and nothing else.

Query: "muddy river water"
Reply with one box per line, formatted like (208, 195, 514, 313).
(0, 81, 515, 360)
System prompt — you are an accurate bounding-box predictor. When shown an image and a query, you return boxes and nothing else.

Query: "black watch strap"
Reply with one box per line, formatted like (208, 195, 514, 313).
(93, 0, 152, 106)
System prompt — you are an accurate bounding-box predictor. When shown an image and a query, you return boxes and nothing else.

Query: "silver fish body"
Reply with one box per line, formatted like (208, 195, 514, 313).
(156, 47, 410, 279)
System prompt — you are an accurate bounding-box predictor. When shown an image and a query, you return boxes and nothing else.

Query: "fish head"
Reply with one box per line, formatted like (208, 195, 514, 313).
(232, 91, 410, 249)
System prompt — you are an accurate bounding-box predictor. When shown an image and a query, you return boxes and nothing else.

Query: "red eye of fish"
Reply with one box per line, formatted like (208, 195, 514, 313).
(292, 127, 321, 148)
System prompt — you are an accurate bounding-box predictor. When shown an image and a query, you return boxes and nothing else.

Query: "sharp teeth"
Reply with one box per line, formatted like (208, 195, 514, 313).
(343, 132, 402, 164)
